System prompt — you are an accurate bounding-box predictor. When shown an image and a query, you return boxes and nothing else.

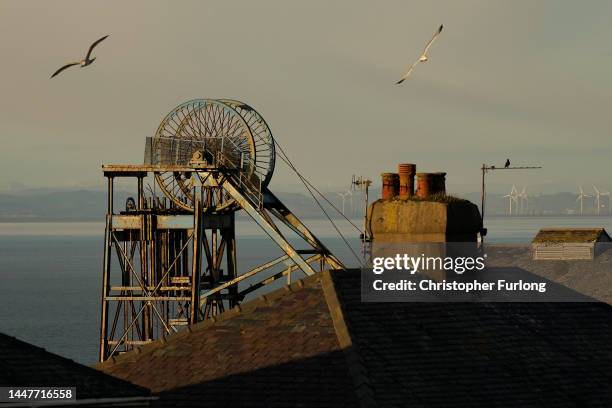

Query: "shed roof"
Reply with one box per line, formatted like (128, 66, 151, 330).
(532, 227, 611, 244)
(97, 269, 612, 407)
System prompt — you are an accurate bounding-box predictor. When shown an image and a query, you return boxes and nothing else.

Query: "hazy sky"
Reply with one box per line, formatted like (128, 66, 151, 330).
(1, 0, 611, 194)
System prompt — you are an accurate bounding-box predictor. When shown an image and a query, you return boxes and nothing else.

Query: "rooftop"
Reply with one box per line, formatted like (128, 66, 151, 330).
(532, 228, 612, 244)
(98, 269, 612, 407)
(0, 332, 151, 403)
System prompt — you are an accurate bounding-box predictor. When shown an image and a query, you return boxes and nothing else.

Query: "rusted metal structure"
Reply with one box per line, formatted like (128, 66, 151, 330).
(99, 99, 343, 362)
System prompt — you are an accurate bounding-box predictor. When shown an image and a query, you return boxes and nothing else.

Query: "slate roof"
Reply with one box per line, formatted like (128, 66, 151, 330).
(0, 332, 151, 403)
(98, 269, 612, 407)
(532, 228, 612, 244)
(98, 274, 358, 407)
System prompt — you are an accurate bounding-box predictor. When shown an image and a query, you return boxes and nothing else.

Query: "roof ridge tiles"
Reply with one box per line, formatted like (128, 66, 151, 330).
(321, 270, 378, 408)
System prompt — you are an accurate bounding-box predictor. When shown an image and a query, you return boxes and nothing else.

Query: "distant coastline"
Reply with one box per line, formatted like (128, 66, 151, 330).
(1, 188, 610, 221)
(3, 214, 612, 223)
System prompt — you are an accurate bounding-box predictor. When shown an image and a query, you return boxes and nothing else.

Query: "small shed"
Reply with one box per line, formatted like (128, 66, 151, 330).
(531, 228, 612, 260)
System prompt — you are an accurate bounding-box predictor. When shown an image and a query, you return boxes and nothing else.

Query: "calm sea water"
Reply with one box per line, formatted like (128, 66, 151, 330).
(1, 216, 611, 365)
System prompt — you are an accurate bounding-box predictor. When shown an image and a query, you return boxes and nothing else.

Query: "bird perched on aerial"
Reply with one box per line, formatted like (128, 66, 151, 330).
(504, 159, 510, 168)
(396, 24, 443, 84)
(51, 35, 109, 78)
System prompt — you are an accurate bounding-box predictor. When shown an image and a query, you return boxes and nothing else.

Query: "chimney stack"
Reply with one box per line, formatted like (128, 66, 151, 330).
(431, 172, 447, 195)
(416, 173, 434, 198)
(381, 173, 399, 200)
(398, 163, 416, 199)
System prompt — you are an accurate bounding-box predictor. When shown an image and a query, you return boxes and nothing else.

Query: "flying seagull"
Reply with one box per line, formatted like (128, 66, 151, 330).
(505, 159, 510, 168)
(51, 35, 109, 78)
(396, 25, 443, 84)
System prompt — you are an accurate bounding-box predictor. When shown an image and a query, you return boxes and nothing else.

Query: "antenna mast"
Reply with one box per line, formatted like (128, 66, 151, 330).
(351, 174, 372, 243)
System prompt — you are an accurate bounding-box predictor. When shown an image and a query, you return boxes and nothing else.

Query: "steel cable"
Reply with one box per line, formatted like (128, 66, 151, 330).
(274, 141, 364, 267)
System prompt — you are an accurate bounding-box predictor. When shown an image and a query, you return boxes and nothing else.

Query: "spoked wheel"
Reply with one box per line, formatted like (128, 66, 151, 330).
(218, 99, 276, 187)
(152, 99, 277, 212)
(153, 99, 252, 211)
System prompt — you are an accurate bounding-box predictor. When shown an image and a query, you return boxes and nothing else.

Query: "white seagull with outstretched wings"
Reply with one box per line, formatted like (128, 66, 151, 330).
(396, 25, 443, 84)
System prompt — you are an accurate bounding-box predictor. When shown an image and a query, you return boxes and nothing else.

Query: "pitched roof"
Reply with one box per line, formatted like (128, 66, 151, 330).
(330, 270, 612, 407)
(98, 269, 612, 407)
(98, 273, 358, 407)
(0, 332, 151, 401)
(532, 227, 612, 243)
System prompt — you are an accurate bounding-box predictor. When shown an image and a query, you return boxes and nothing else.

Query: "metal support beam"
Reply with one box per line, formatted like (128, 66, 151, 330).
(99, 214, 112, 362)
(190, 198, 202, 324)
(99, 161, 346, 361)
(221, 176, 317, 276)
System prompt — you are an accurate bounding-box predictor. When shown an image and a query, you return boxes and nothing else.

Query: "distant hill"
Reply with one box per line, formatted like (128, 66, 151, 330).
(0, 189, 358, 221)
(0, 190, 130, 221)
(0, 188, 603, 221)
(460, 191, 605, 216)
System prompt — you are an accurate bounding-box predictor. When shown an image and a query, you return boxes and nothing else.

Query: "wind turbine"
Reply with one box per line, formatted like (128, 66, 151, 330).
(576, 186, 592, 215)
(518, 186, 529, 215)
(503, 185, 518, 215)
(346, 189, 354, 217)
(336, 191, 350, 215)
(593, 186, 610, 216)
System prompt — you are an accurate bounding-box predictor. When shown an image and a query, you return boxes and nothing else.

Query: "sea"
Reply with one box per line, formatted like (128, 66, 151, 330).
(1, 216, 612, 365)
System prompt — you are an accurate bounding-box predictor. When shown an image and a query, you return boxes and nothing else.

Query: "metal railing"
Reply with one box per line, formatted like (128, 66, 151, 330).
(145, 136, 207, 165)
(144, 135, 263, 208)
(145, 136, 251, 167)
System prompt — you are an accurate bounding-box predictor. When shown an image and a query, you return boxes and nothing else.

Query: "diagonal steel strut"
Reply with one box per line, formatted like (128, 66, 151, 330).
(218, 174, 318, 276)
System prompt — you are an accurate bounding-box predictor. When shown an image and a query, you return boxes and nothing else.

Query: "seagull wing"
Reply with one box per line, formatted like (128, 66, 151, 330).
(421, 24, 443, 56)
(50, 62, 80, 78)
(396, 60, 419, 84)
(396, 24, 443, 84)
(86, 35, 109, 60)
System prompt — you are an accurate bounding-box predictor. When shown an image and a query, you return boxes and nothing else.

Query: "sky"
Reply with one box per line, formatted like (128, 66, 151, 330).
(1, 0, 611, 195)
